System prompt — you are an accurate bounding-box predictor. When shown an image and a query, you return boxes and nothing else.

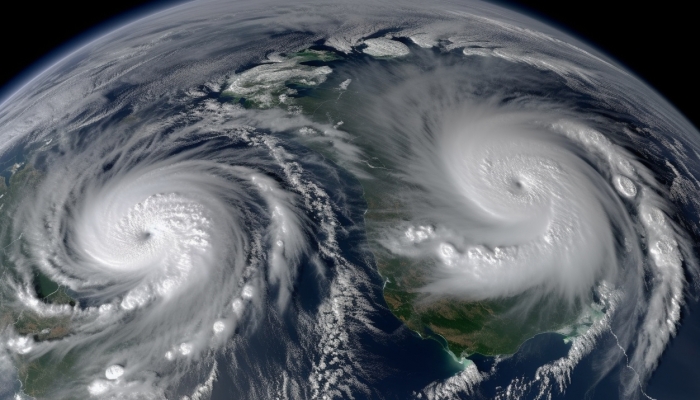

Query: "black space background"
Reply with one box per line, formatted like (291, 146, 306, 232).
(0, 1, 695, 129)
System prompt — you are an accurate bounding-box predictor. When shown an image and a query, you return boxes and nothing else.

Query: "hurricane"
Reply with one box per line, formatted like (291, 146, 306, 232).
(2, 101, 364, 397)
(1, 0, 699, 399)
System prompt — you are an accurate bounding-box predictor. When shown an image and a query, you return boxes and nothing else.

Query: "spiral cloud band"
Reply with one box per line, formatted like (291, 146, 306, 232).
(5, 108, 313, 396)
(0, 1, 699, 399)
(331, 41, 698, 397)
(394, 107, 621, 302)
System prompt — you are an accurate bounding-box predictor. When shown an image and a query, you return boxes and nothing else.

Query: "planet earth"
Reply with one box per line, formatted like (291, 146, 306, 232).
(0, 0, 698, 399)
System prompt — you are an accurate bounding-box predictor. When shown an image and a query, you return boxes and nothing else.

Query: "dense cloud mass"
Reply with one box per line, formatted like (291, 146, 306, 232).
(0, 1, 699, 399)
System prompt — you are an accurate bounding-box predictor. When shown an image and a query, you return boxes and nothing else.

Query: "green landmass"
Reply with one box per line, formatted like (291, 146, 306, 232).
(0, 162, 78, 398)
(362, 178, 582, 357)
(242, 51, 585, 357)
(1, 164, 77, 315)
(19, 351, 80, 398)
(13, 311, 72, 342)
(278, 68, 589, 357)
(381, 260, 581, 356)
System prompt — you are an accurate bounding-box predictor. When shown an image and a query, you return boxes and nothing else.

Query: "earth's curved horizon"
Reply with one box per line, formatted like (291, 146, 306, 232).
(1, 1, 698, 399)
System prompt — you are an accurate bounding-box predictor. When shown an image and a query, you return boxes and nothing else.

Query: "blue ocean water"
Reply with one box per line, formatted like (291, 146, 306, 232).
(196, 136, 664, 399)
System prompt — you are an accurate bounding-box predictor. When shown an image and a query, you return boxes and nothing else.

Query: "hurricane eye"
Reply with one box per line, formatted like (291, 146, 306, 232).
(511, 178, 524, 190)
